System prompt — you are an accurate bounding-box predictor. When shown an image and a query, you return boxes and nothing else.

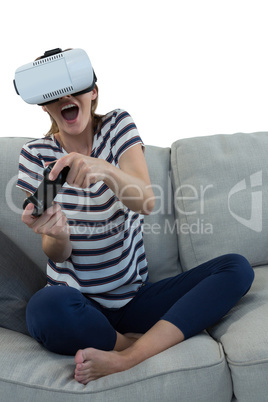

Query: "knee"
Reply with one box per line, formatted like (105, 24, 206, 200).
(26, 286, 82, 340)
(26, 286, 116, 355)
(223, 253, 255, 295)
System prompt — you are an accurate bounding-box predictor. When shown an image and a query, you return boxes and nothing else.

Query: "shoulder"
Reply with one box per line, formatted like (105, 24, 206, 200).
(19, 135, 64, 166)
(22, 136, 57, 152)
(98, 109, 135, 131)
(21, 135, 64, 156)
(104, 108, 131, 119)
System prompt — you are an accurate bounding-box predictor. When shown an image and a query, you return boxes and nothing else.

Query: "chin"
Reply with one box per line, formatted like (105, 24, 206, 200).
(63, 123, 86, 136)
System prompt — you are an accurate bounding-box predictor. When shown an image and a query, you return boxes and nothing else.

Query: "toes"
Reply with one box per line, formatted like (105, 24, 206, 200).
(75, 367, 90, 382)
(74, 348, 95, 385)
(74, 349, 85, 365)
(75, 362, 91, 375)
(74, 368, 98, 385)
(75, 374, 91, 385)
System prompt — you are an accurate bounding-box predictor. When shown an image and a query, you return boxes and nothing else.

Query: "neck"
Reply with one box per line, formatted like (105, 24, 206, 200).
(56, 126, 95, 156)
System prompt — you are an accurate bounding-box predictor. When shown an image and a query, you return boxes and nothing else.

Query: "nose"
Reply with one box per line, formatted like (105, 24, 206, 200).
(59, 94, 71, 101)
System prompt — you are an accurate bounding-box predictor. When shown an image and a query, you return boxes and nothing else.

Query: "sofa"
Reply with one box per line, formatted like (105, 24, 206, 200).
(0, 132, 267, 402)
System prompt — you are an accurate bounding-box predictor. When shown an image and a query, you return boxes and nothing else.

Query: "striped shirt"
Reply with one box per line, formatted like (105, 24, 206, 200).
(17, 109, 148, 308)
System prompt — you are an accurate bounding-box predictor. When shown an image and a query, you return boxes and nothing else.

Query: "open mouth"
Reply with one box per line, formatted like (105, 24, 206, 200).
(61, 103, 79, 121)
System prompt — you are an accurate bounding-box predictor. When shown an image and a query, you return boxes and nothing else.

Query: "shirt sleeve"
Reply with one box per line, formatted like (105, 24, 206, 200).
(110, 110, 144, 165)
(16, 142, 45, 195)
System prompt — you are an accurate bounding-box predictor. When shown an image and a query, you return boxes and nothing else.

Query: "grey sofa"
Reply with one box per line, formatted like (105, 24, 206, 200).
(0, 133, 267, 402)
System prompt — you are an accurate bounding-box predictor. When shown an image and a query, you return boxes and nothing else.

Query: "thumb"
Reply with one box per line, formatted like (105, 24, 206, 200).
(22, 203, 37, 224)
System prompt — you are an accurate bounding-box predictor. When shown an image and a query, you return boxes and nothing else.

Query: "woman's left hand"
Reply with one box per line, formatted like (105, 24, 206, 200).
(49, 152, 109, 188)
(49, 146, 155, 214)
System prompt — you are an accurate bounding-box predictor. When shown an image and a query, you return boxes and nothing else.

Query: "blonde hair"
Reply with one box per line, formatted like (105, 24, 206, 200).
(44, 84, 103, 137)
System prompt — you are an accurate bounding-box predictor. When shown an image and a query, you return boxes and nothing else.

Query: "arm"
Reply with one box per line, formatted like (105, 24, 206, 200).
(107, 144, 155, 214)
(49, 144, 155, 214)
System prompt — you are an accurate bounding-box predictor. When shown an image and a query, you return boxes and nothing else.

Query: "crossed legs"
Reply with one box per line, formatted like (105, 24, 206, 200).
(26, 254, 254, 384)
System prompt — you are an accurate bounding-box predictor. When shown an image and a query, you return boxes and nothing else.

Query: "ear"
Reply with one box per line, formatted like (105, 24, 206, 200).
(91, 87, 98, 100)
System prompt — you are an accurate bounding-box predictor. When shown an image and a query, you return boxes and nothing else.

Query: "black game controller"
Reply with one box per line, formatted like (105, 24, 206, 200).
(23, 161, 70, 217)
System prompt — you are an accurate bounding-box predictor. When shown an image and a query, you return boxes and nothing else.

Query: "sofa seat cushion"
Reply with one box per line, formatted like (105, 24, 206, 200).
(171, 132, 268, 270)
(0, 329, 232, 402)
(208, 266, 268, 402)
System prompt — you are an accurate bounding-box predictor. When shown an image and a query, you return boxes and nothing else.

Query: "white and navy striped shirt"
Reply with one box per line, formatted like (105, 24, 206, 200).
(17, 109, 148, 308)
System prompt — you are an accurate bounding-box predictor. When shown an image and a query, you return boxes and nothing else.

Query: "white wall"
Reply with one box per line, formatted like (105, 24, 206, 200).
(3, 0, 268, 147)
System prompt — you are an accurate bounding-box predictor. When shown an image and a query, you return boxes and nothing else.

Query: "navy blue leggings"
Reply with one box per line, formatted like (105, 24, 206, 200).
(26, 254, 254, 355)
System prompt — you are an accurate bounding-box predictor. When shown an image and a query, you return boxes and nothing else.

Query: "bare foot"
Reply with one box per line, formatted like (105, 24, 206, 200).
(74, 321, 184, 385)
(74, 333, 142, 384)
(74, 348, 130, 384)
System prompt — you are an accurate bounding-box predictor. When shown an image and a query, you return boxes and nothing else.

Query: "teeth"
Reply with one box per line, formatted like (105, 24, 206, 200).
(61, 104, 77, 111)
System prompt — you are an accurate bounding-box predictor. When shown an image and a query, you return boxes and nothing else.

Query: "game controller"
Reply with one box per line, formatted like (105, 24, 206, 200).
(23, 161, 70, 217)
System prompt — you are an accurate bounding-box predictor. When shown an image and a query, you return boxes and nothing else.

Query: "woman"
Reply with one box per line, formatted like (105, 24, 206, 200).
(17, 49, 254, 385)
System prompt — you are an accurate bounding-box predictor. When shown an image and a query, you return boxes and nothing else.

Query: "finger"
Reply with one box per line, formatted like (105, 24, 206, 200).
(49, 154, 74, 180)
(45, 160, 57, 167)
(40, 211, 66, 234)
(64, 161, 82, 187)
(36, 204, 62, 228)
(31, 204, 63, 234)
(42, 208, 69, 238)
(22, 203, 37, 225)
(72, 166, 91, 188)
(81, 172, 96, 188)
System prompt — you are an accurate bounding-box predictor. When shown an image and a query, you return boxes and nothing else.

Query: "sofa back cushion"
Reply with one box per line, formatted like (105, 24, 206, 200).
(144, 145, 182, 281)
(0, 138, 181, 285)
(0, 137, 47, 272)
(171, 132, 268, 270)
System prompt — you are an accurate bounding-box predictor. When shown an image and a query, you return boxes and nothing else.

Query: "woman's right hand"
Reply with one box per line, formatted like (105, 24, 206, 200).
(22, 203, 72, 262)
(22, 202, 70, 240)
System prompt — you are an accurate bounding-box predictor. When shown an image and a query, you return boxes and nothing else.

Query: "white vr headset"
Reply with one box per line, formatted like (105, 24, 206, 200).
(14, 48, 97, 105)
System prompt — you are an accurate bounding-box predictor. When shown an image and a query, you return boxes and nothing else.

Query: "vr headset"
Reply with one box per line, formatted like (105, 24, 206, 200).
(14, 48, 97, 105)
